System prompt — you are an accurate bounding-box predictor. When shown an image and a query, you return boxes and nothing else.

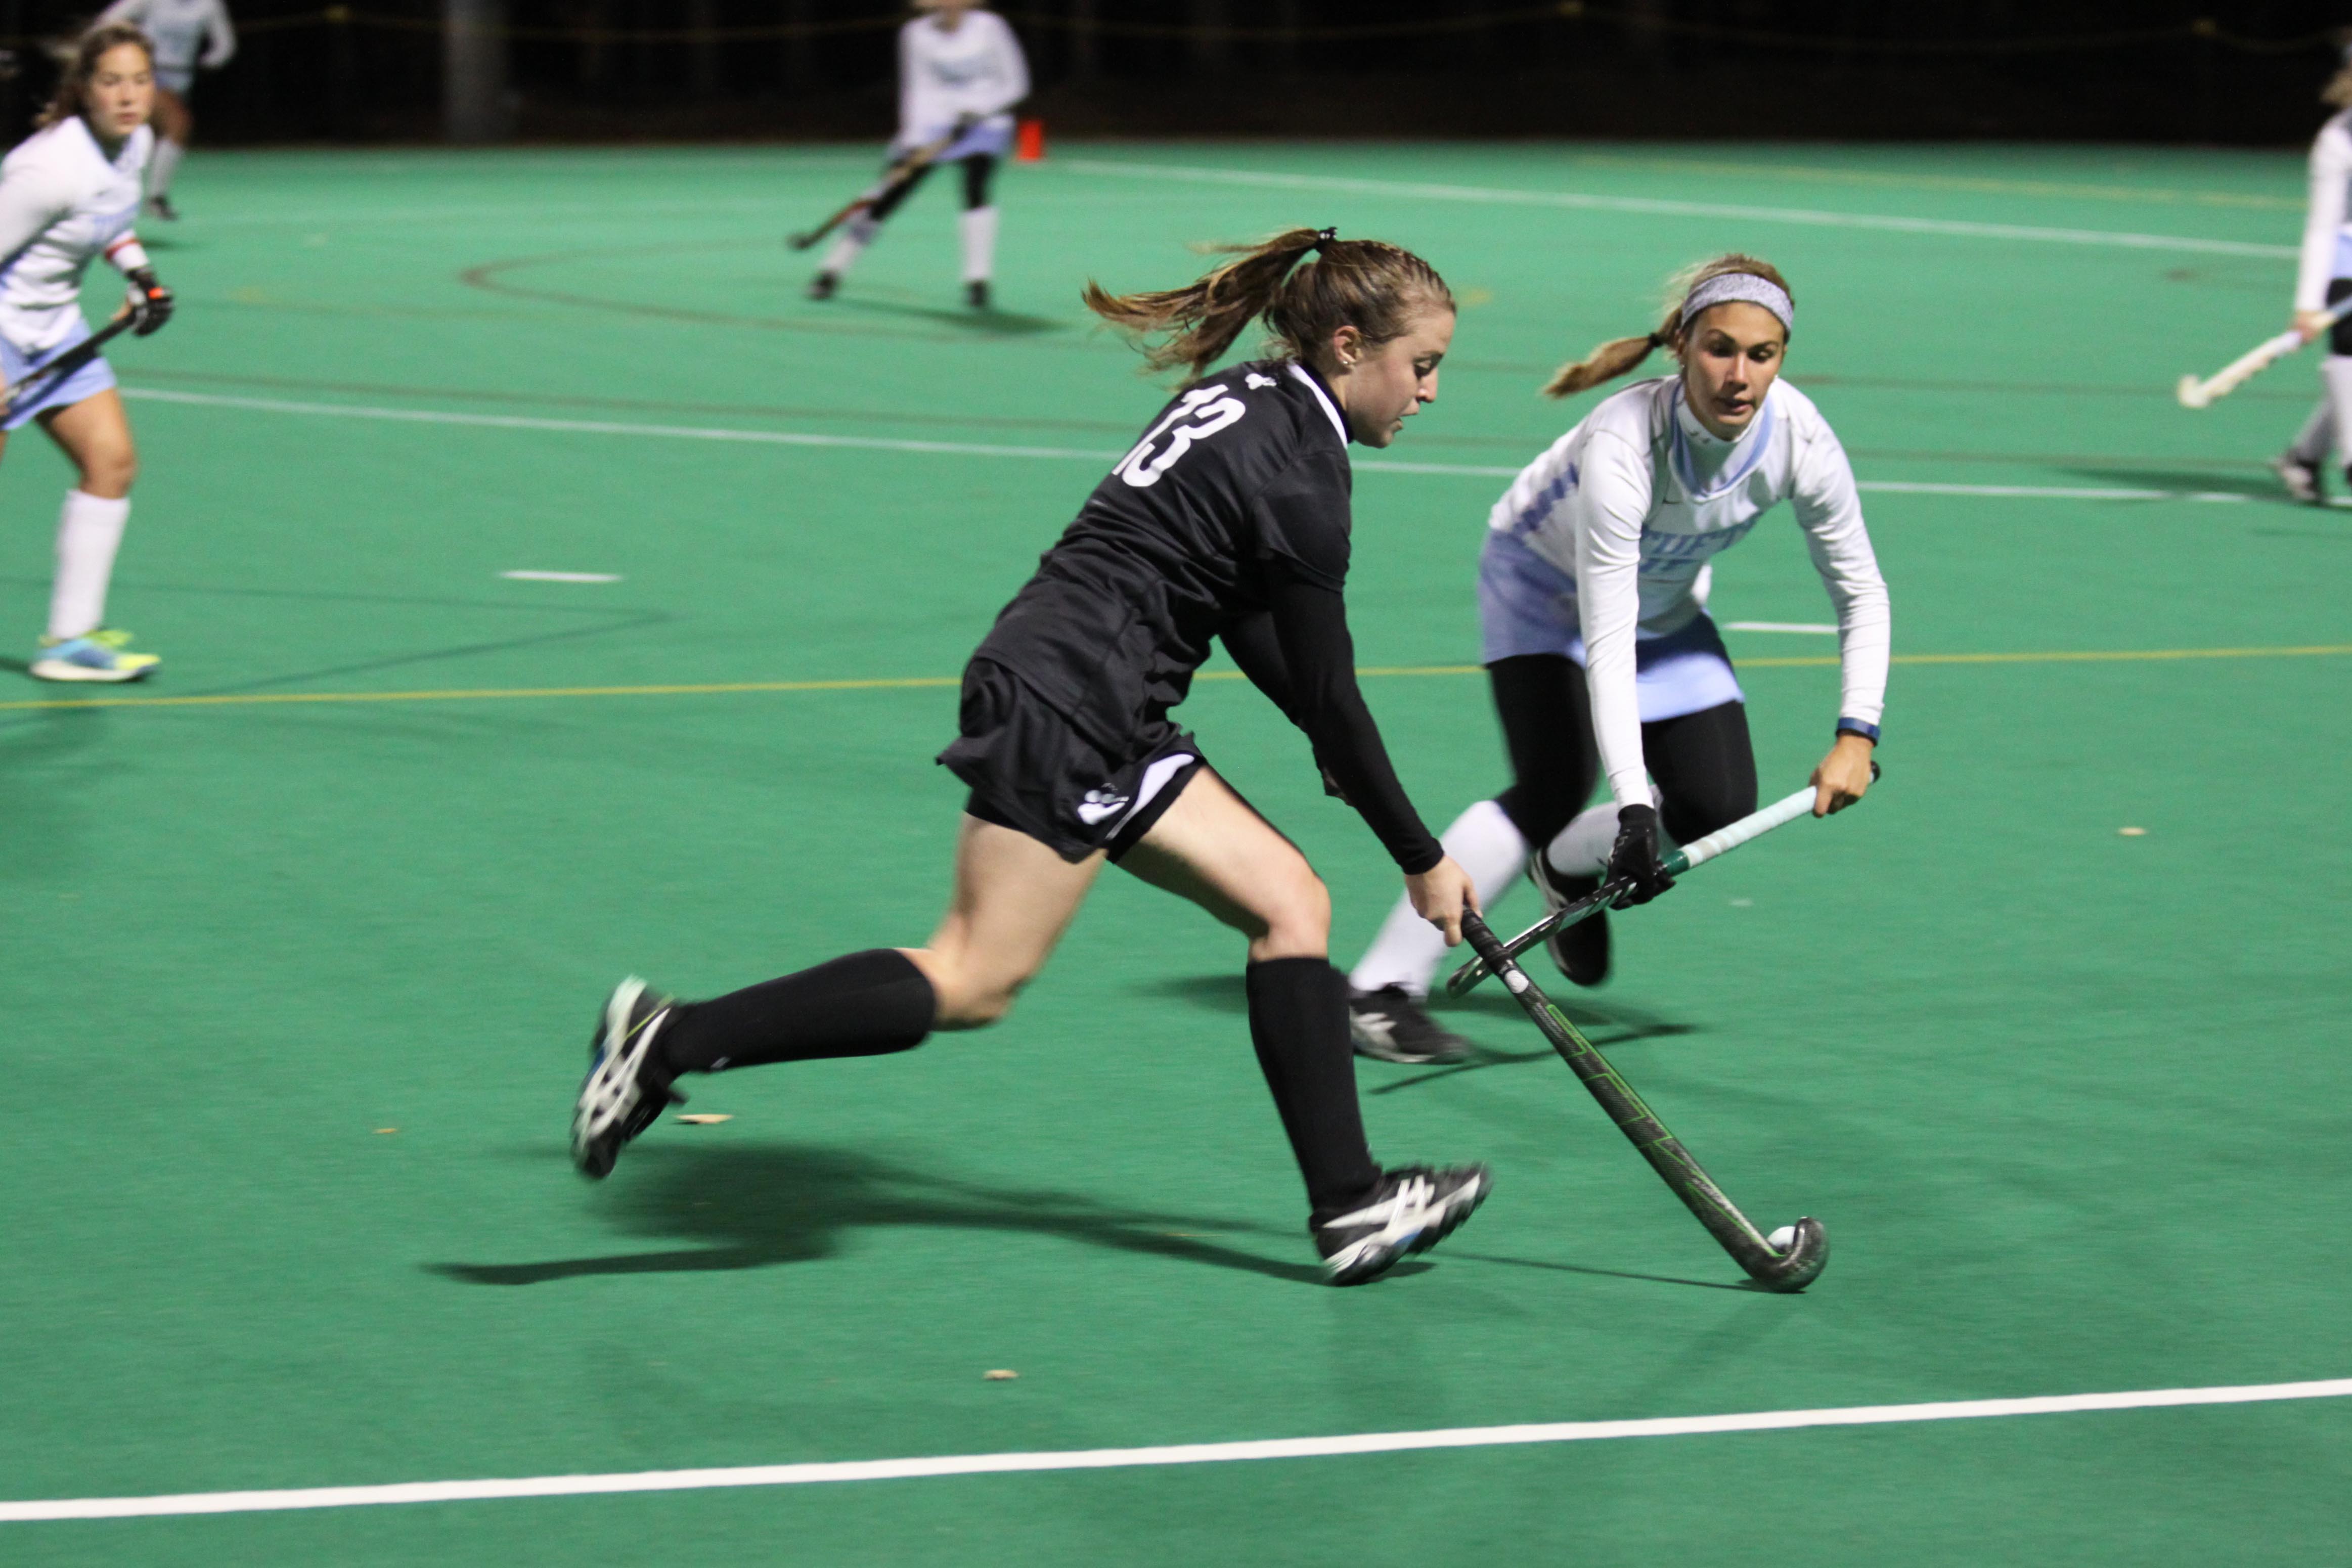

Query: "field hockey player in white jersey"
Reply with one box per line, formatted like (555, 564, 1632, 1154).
(2273, 43, 2352, 504)
(0, 23, 176, 682)
(95, 0, 233, 221)
(807, 0, 1027, 308)
(1345, 255, 1890, 1064)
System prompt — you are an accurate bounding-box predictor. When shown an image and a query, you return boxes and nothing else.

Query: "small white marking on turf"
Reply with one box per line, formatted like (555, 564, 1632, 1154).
(1726, 621, 1837, 634)
(501, 570, 621, 584)
(6, 1379, 2349, 1522)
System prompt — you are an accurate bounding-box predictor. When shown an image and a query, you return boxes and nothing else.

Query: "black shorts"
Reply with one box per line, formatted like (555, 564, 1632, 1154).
(936, 659, 1209, 864)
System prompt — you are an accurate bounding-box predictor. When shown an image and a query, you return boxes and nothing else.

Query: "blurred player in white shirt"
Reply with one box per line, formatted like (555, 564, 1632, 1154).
(808, 1, 1027, 308)
(0, 24, 177, 682)
(95, 0, 234, 220)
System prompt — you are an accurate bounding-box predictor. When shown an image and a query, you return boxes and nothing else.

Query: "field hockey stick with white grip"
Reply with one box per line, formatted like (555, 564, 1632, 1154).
(1445, 763, 1879, 1000)
(786, 128, 963, 251)
(1, 312, 138, 417)
(2177, 300, 2352, 409)
(1460, 909, 1830, 1292)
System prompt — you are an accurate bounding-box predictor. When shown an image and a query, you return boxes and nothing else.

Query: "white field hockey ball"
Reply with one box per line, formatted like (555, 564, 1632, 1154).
(1766, 1225, 1797, 1251)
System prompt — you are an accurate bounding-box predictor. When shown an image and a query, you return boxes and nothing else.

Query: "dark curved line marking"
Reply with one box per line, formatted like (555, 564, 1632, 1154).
(458, 242, 1086, 349)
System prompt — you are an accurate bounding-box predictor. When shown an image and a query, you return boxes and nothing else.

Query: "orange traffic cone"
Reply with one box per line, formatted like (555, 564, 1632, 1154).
(1016, 118, 1046, 162)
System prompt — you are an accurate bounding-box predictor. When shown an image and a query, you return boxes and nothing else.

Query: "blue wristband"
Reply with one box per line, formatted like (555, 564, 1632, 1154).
(1835, 718, 1880, 743)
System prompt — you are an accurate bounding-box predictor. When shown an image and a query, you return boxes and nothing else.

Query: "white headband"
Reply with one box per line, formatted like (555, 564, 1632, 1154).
(1678, 272, 1793, 335)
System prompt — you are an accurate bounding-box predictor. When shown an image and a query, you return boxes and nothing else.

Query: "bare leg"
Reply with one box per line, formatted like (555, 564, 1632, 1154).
(40, 390, 139, 498)
(1123, 770, 1383, 1216)
(904, 815, 1103, 1028)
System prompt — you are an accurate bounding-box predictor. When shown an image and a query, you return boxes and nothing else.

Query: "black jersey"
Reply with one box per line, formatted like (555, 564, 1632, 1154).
(968, 359, 1441, 872)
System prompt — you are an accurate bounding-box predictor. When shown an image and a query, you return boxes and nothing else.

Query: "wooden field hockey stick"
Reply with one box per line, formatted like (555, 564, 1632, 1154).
(787, 129, 963, 251)
(1460, 910, 1830, 1291)
(2, 312, 140, 417)
(2177, 301, 2352, 409)
(1445, 765, 1879, 1000)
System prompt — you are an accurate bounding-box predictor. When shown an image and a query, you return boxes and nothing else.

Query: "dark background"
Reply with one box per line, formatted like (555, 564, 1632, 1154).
(3, 2, 2349, 145)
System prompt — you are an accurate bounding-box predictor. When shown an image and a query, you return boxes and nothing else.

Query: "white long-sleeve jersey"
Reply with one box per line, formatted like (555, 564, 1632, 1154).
(97, 0, 236, 73)
(0, 117, 152, 355)
(1489, 375, 1892, 808)
(897, 10, 1027, 145)
(2295, 110, 2352, 312)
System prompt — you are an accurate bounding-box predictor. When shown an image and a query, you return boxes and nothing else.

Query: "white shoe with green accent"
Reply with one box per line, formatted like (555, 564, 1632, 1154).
(31, 629, 159, 683)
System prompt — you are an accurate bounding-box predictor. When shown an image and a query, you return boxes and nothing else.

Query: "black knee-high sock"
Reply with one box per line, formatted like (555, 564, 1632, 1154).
(1244, 957, 1383, 1218)
(658, 949, 936, 1074)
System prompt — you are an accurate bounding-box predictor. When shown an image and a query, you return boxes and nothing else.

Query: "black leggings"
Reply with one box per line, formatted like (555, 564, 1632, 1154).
(868, 153, 995, 222)
(1486, 654, 1757, 851)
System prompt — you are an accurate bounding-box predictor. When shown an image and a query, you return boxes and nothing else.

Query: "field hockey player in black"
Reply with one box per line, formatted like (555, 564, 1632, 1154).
(573, 228, 1491, 1285)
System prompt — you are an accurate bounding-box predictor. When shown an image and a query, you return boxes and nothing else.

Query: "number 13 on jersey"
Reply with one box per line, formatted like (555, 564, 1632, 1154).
(1114, 383, 1247, 488)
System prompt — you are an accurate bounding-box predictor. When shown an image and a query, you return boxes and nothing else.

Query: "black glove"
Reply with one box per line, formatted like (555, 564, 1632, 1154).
(950, 111, 980, 139)
(124, 267, 173, 336)
(1605, 803, 1674, 907)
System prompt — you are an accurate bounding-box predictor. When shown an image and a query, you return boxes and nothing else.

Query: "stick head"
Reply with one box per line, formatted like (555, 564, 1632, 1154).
(1744, 1217, 1829, 1293)
(2176, 374, 2212, 410)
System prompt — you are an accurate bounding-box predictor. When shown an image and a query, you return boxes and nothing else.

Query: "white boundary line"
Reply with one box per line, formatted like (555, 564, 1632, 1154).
(1057, 158, 2298, 258)
(6, 1377, 2346, 1523)
(118, 388, 2260, 504)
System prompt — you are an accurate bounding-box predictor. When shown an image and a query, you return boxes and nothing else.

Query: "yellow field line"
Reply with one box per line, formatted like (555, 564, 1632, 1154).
(1, 645, 2344, 713)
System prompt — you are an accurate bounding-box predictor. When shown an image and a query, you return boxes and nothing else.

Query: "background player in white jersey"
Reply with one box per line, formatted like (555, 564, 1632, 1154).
(94, 0, 232, 221)
(808, 0, 1026, 308)
(1345, 255, 1889, 1064)
(2274, 44, 2352, 504)
(0, 23, 175, 682)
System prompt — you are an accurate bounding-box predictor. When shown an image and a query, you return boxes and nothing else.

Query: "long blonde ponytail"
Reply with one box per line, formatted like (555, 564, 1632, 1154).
(1542, 253, 1795, 399)
(1085, 228, 1453, 381)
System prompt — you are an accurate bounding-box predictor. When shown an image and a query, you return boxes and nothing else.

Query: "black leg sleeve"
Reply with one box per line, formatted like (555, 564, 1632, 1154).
(1643, 700, 1759, 846)
(1245, 958, 1383, 1217)
(657, 949, 937, 1074)
(1488, 654, 1601, 847)
(866, 158, 937, 223)
(961, 153, 996, 209)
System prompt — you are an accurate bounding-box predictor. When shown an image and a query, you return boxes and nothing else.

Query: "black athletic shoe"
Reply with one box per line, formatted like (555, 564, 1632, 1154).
(1348, 985, 1472, 1064)
(145, 194, 179, 222)
(965, 279, 991, 309)
(807, 271, 838, 300)
(1315, 1164, 1491, 1285)
(2273, 452, 2323, 504)
(571, 976, 685, 1180)
(1527, 853, 1611, 987)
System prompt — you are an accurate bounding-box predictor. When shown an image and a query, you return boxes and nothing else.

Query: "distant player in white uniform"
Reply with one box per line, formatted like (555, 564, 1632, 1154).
(0, 23, 176, 682)
(95, 0, 234, 220)
(2275, 44, 2352, 504)
(807, 0, 1027, 308)
(1345, 256, 1890, 1063)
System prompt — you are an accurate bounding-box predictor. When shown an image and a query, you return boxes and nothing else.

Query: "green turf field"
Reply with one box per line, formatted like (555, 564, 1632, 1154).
(4, 141, 2348, 1563)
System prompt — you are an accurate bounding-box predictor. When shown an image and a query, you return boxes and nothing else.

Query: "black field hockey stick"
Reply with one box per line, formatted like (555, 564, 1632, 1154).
(1447, 763, 1881, 999)
(787, 129, 962, 250)
(3, 312, 138, 417)
(1460, 909, 1830, 1292)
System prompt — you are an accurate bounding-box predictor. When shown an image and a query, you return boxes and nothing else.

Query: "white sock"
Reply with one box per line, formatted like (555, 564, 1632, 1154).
(2324, 356, 2352, 465)
(2289, 397, 2334, 467)
(959, 205, 999, 283)
(48, 490, 130, 642)
(149, 137, 185, 199)
(820, 214, 877, 278)
(1348, 799, 1528, 998)
(1543, 803, 1623, 879)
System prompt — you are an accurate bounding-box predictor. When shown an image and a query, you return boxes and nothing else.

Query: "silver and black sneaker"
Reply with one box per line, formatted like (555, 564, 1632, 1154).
(1349, 985, 1472, 1065)
(571, 976, 684, 1180)
(2272, 452, 2323, 505)
(1315, 1164, 1491, 1285)
(1527, 852, 1612, 988)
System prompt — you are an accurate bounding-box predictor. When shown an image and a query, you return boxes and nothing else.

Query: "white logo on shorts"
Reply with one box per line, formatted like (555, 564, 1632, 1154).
(1076, 786, 1131, 825)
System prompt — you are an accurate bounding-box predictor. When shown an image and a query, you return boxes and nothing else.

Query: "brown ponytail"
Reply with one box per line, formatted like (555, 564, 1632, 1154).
(1542, 252, 1794, 399)
(1084, 227, 1454, 381)
(38, 22, 154, 131)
